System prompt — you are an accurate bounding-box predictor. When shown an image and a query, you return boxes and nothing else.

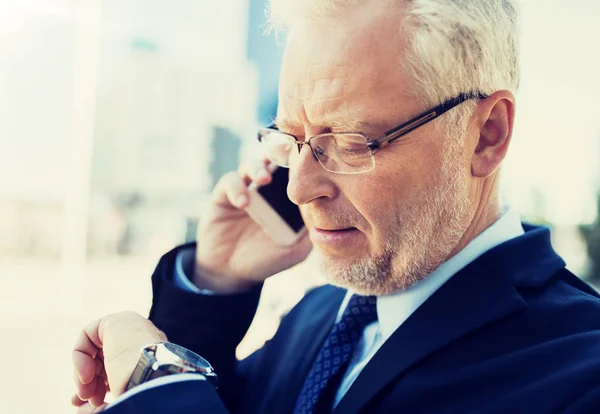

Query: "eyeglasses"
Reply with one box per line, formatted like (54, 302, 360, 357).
(257, 92, 488, 175)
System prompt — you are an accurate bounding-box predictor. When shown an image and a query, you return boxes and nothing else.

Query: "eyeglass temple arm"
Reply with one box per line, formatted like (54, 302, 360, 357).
(370, 92, 488, 150)
(257, 124, 278, 143)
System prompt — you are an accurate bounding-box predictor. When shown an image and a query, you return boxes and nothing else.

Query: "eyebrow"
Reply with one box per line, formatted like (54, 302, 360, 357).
(273, 115, 383, 135)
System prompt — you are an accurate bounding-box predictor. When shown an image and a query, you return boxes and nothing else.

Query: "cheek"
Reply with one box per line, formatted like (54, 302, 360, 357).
(363, 161, 424, 206)
(344, 177, 407, 236)
(338, 136, 448, 236)
(378, 141, 452, 199)
(346, 156, 440, 236)
(374, 149, 433, 194)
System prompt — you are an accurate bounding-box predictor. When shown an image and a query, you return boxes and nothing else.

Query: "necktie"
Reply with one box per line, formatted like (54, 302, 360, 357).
(293, 294, 378, 414)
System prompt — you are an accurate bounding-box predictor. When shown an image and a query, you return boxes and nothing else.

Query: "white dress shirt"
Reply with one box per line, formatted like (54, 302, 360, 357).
(331, 208, 524, 406)
(120, 208, 524, 407)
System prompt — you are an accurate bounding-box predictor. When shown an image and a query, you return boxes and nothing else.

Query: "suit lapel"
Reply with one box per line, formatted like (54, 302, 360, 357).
(270, 287, 346, 414)
(332, 257, 527, 414)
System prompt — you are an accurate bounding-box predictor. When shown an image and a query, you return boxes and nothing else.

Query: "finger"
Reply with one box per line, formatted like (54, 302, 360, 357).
(76, 402, 95, 414)
(73, 319, 103, 375)
(75, 371, 99, 401)
(89, 377, 107, 408)
(74, 319, 103, 355)
(98, 368, 109, 389)
(212, 171, 251, 209)
(238, 160, 272, 187)
(72, 393, 87, 407)
(73, 350, 98, 385)
(76, 402, 108, 414)
(95, 358, 104, 375)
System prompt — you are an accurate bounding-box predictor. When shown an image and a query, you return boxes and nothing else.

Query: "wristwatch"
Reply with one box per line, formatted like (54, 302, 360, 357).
(126, 342, 219, 391)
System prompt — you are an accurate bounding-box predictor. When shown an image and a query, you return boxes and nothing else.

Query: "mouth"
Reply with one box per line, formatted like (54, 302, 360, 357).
(309, 227, 362, 246)
(315, 227, 356, 232)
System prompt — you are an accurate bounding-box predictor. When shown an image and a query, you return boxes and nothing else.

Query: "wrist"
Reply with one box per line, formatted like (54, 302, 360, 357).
(193, 263, 256, 294)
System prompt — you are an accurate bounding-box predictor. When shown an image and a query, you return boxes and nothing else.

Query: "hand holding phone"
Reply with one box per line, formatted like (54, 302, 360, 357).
(193, 160, 312, 294)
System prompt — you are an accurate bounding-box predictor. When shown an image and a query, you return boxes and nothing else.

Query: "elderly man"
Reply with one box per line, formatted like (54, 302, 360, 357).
(73, 0, 600, 413)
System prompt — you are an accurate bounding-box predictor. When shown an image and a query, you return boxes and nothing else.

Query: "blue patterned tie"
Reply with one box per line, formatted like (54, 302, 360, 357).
(293, 294, 378, 414)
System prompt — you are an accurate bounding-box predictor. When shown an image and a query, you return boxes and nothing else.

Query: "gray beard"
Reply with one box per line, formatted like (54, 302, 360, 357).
(320, 142, 472, 296)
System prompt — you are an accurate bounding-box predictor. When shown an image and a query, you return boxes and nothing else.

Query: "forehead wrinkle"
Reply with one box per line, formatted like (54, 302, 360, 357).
(279, 83, 363, 131)
(281, 59, 357, 102)
(275, 105, 378, 134)
(326, 117, 368, 132)
(286, 78, 354, 104)
(281, 92, 354, 104)
(305, 62, 353, 78)
(278, 25, 405, 133)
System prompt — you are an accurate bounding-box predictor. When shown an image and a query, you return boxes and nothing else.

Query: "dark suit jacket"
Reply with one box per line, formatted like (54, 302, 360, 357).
(107, 225, 600, 413)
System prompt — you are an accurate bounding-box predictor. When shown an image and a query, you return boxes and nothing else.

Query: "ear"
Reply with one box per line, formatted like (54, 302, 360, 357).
(471, 90, 516, 178)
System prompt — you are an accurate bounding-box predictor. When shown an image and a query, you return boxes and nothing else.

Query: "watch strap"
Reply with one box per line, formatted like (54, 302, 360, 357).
(125, 343, 219, 392)
(126, 351, 154, 391)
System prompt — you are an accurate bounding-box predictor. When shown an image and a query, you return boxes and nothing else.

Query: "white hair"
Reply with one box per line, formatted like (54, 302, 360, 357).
(267, 0, 520, 136)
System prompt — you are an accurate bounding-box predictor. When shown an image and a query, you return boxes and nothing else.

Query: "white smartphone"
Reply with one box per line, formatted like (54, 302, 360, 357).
(245, 163, 306, 246)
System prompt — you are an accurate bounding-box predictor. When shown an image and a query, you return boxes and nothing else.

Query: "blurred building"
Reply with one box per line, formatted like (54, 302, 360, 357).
(0, 0, 263, 258)
(0, 1, 76, 259)
(0, 0, 599, 275)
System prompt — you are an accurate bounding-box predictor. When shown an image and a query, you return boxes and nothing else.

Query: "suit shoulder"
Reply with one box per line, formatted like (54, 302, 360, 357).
(516, 268, 600, 339)
(552, 268, 600, 300)
(278, 284, 345, 325)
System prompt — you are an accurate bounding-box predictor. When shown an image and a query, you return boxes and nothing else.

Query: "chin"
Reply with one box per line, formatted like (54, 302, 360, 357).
(315, 243, 442, 296)
(315, 249, 399, 295)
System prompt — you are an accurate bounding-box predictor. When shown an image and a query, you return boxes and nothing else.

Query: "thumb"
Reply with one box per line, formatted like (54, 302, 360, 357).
(73, 318, 104, 383)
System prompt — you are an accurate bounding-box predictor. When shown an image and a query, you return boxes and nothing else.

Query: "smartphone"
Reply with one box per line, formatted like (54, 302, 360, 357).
(245, 164, 306, 246)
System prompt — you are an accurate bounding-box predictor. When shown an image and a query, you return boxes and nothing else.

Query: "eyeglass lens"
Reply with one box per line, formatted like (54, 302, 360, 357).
(263, 131, 374, 174)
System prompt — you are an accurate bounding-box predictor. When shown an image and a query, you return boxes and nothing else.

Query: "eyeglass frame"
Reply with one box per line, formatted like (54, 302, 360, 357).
(257, 91, 489, 172)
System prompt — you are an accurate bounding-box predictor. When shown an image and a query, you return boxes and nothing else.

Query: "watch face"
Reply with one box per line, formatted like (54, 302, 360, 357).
(158, 342, 213, 372)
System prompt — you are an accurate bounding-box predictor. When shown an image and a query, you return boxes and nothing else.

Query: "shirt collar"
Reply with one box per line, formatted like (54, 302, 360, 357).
(338, 207, 525, 340)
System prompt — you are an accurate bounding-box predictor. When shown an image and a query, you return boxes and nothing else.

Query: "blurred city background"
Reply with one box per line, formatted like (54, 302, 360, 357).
(0, 0, 599, 412)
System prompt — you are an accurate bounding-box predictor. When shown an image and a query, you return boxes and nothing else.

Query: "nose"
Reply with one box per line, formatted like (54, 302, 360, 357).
(287, 142, 337, 206)
(295, 141, 309, 154)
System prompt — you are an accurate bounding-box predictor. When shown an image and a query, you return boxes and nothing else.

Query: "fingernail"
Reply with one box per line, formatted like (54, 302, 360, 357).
(236, 194, 248, 207)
